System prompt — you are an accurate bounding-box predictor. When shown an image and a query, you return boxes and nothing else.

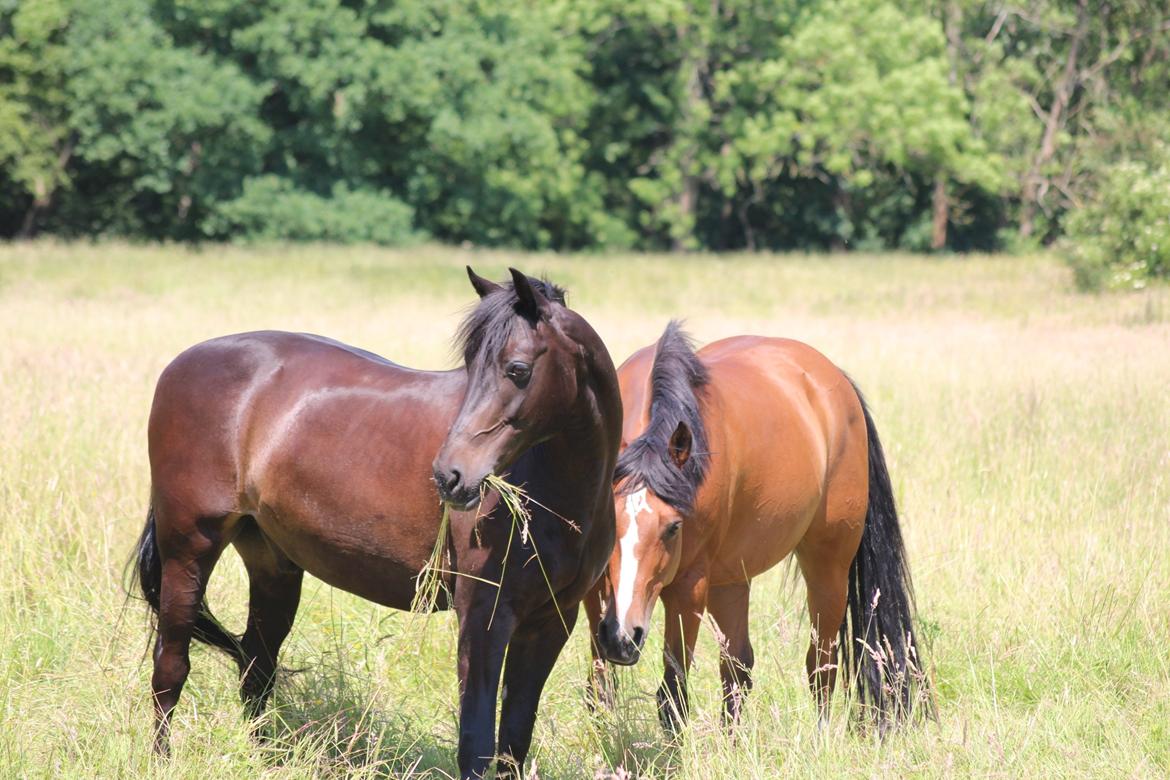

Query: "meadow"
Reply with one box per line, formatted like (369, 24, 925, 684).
(1, 242, 1168, 778)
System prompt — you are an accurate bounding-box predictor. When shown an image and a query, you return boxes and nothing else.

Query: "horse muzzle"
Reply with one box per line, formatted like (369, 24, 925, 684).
(596, 617, 646, 666)
(432, 465, 483, 511)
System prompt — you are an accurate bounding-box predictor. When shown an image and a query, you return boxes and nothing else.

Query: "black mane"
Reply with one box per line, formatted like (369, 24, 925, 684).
(613, 321, 710, 513)
(456, 274, 567, 365)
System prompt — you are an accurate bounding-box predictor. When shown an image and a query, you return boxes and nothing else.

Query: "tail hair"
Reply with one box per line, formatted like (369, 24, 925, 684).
(838, 382, 932, 725)
(129, 505, 245, 663)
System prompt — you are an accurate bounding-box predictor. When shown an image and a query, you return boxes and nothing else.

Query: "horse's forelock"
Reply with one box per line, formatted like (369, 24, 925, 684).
(455, 275, 567, 366)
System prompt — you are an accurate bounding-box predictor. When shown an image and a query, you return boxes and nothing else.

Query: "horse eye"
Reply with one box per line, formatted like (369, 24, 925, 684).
(505, 361, 532, 387)
(663, 520, 682, 539)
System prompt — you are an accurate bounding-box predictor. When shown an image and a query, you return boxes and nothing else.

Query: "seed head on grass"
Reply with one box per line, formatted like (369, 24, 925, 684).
(484, 474, 533, 544)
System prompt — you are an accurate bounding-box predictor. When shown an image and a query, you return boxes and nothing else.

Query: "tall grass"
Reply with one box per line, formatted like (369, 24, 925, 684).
(1, 242, 1168, 777)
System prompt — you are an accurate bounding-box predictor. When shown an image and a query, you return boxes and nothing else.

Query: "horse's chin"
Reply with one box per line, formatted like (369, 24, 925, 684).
(603, 653, 641, 667)
(442, 495, 481, 513)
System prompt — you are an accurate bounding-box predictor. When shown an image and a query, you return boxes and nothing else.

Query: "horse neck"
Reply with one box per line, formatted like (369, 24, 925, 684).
(561, 314, 623, 469)
(689, 379, 732, 522)
(521, 338, 621, 514)
(582, 340, 624, 454)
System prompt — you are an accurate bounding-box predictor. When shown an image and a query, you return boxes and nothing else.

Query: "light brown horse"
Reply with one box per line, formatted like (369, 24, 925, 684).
(587, 322, 926, 730)
(132, 268, 622, 779)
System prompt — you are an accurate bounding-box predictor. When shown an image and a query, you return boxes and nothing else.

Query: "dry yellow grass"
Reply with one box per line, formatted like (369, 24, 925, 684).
(1, 241, 1168, 777)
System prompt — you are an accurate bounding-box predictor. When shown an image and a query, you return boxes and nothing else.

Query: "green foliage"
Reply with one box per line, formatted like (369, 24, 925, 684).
(365, 0, 613, 248)
(0, 0, 71, 234)
(1064, 150, 1170, 290)
(57, 0, 269, 238)
(0, 0, 1167, 255)
(208, 176, 416, 244)
(576, 0, 1007, 250)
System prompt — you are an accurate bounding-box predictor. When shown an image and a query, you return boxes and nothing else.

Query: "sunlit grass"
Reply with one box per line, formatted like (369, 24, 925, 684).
(1, 241, 1168, 777)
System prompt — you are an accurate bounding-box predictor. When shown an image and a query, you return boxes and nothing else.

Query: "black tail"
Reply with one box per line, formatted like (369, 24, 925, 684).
(131, 505, 245, 663)
(839, 382, 931, 724)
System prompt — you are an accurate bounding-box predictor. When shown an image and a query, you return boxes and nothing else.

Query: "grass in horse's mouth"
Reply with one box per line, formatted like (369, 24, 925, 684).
(484, 474, 531, 543)
(411, 503, 452, 614)
(412, 475, 566, 636)
(483, 474, 570, 635)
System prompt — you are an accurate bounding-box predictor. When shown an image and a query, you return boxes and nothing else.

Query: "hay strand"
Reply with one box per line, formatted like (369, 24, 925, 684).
(411, 504, 453, 614)
(484, 474, 569, 637)
(412, 475, 569, 638)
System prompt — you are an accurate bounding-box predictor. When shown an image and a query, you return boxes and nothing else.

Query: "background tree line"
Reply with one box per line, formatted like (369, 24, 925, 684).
(1, 0, 1167, 281)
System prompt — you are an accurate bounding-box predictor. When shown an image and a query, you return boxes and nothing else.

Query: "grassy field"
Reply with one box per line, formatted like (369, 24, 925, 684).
(1, 242, 1168, 778)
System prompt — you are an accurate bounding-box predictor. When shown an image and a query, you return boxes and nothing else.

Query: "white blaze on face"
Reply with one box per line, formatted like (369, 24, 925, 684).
(615, 487, 652, 637)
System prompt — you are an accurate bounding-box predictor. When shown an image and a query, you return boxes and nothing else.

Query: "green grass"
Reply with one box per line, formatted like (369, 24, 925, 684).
(1, 241, 1168, 778)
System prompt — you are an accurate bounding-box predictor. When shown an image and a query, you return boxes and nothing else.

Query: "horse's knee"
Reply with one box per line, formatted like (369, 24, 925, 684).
(152, 651, 189, 691)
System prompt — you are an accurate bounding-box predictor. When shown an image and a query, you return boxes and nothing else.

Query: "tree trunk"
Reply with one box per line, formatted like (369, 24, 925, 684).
(19, 193, 43, 239)
(672, 172, 699, 253)
(1020, 0, 1089, 239)
(737, 195, 756, 251)
(831, 182, 850, 251)
(931, 0, 961, 252)
(17, 138, 74, 240)
(931, 176, 949, 251)
(671, 3, 718, 253)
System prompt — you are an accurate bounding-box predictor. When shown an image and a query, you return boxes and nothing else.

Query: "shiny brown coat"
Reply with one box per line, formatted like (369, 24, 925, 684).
(588, 330, 924, 729)
(135, 269, 622, 778)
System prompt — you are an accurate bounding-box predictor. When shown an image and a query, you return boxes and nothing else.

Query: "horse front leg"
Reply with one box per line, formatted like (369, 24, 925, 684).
(455, 592, 516, 779)
(496, 603, 579, 778)
(657, 566, 708, 734)
(582, 577, 615, 711)
(707, 581, 755, 727)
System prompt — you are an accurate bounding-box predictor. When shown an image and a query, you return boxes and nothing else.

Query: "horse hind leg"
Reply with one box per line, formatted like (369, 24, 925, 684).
(147, 512, 238, 755)
(795, 550, 850, 726)
(232, 519, 303, 723)
(152, 557, 207, 754)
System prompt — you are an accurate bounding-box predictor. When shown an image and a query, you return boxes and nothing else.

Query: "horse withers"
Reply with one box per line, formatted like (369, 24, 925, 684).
(586, 322, 928, 731)
(133, 268, 622, 778)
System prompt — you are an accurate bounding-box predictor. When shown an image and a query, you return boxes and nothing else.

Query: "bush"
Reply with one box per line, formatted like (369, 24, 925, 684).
(208, 176, 418, 245)
(1064, 152, 1170, 290)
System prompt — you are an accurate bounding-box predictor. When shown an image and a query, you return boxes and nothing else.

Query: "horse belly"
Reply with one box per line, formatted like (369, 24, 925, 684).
(252, 503, 430, 611)
(239, 365, 457, 612)
(710, 497, 820, 585)
(248, 440, 443, 612)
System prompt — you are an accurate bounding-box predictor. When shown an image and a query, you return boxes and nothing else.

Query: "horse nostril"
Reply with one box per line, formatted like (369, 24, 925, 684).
(632, 627, 644, 647)
(599, 620, 613, 645)
(435, 468, 461, 494)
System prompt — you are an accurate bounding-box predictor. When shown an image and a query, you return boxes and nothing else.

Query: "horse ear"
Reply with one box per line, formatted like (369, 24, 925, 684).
(467, 266, 502, 298)
(509, 267, 550, 318)
(668, 421, 692, 468)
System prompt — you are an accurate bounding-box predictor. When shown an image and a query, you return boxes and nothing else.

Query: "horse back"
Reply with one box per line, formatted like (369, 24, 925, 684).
(696, 336, 870, 583)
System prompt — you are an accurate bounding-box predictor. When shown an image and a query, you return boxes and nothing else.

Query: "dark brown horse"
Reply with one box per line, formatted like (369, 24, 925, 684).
(133, 268, 621, 778)
(586, 322, 926, 731)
